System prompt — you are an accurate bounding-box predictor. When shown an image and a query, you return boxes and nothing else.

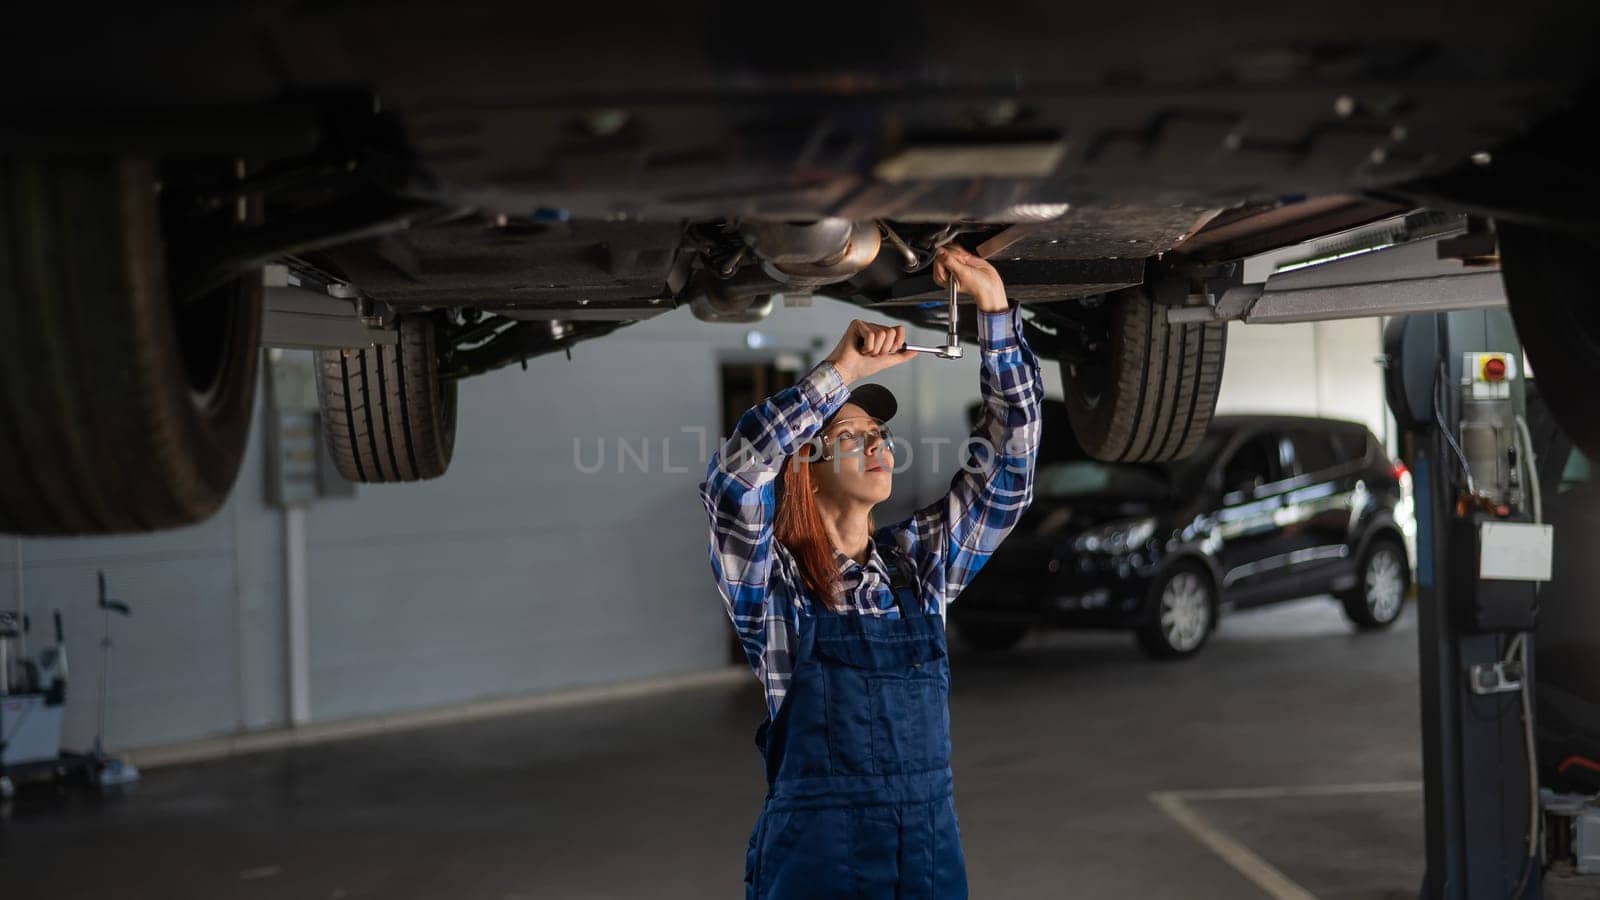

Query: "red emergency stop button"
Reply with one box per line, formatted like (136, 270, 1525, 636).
(1483, 357, 1507, 381)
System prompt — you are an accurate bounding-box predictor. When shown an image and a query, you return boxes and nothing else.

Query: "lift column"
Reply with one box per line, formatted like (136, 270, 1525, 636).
(1385, 308, 1551, 900)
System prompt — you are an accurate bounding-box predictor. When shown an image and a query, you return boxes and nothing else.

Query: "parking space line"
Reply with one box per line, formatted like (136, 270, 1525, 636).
(1149, 783, 1420, 900)
(1150, 791, 1320, 900)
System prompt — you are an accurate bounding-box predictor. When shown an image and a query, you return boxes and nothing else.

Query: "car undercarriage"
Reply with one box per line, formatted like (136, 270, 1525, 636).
(2, 3, 1598, 532)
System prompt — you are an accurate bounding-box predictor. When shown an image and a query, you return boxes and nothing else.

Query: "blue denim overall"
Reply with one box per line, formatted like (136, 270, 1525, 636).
(746, 548, 968, 899)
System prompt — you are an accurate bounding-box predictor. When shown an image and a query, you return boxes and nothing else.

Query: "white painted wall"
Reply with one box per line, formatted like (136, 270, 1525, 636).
(1216, 318, 1393, 448)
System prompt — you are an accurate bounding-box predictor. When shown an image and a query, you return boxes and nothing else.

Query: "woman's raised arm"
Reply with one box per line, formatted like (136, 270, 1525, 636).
(886, 247, 1044, 612)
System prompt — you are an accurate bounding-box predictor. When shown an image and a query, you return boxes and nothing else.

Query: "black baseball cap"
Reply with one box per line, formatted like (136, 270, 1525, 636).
(823, 383, 897, 428)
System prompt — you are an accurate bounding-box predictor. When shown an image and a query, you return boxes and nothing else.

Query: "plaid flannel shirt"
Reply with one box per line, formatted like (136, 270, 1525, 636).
(698, 306, 1044, 718)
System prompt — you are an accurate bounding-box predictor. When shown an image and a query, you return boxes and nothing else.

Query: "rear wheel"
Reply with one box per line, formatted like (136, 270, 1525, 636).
(1340, 537, 1410, 630)
(1497, 223, 1600, 463)
(1136, 564, 1217, 659)
(953, 621, 1028, 653)
(316, 316, 457, 483)
(0, 156, 262, 534)
(1064, 285, 1227, 463)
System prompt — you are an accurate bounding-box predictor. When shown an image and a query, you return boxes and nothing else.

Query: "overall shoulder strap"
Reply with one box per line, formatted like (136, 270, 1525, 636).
(885, 546, 926, 619)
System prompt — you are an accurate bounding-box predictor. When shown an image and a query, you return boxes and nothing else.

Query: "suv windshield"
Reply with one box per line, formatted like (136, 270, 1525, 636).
(1037, 433, 1228, 500)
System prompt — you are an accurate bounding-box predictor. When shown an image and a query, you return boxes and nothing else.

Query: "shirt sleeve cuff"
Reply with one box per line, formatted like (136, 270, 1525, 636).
(800, 359, 850, 411)
(977, 307, 1020, 352)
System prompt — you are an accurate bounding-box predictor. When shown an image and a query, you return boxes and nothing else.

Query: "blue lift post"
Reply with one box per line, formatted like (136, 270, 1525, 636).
(1386, 309, 1545, 899)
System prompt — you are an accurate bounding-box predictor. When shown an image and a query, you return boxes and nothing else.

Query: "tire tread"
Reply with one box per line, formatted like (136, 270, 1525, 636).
(315, 317, 455, 483)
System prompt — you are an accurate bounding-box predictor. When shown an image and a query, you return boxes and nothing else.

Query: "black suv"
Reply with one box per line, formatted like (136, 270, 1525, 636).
(953, 411, 1413, 659)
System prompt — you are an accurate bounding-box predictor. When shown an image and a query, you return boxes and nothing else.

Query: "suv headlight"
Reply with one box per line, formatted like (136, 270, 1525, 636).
(1072, 516, 1158, 555)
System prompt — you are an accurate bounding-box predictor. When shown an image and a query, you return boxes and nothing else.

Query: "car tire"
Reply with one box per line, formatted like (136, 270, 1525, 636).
(1136, 564, 1217, 660)
(0, 156, 262, 534)
(953, 621, 1028, 653)
(316, 316, 457, 482)
(1497, 223, 1600, 463)
(1064, 285, 1227, 463)
(1339, 536, 1410, 630)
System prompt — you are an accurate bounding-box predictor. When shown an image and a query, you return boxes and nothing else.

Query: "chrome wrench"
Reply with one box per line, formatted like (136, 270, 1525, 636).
(860, 276, 964, 360)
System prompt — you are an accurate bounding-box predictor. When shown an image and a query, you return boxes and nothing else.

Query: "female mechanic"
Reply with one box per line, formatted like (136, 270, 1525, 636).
(698, 244, 1043, 899)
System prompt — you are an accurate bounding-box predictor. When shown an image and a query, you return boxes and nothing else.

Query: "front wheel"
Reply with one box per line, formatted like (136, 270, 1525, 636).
(1340, 537, 1410, 630)
(1136, 565, 1217, 659)
(0, 156, 262, 534)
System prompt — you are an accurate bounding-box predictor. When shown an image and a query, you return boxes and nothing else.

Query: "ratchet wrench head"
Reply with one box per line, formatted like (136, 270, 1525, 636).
(859, 260, 969, 360)
(899, 342, 963, 359)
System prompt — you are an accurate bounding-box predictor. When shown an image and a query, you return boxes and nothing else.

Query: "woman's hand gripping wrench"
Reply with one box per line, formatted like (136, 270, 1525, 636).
(857, 277, 964, 360)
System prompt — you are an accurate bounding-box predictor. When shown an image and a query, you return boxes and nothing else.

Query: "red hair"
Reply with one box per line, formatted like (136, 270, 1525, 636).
(775, 442, 875, 612)
(774, 448, 842, 612)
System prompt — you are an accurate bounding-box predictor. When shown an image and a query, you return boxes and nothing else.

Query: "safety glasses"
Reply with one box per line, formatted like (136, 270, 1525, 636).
(810, 426, 895, 462)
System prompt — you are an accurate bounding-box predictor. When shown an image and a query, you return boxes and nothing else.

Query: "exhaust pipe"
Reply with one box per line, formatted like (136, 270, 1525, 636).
(739, 219, 882, 288)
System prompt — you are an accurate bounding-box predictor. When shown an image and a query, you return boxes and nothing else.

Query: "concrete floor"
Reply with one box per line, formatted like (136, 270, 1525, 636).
(0, 597, 1424, 899)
